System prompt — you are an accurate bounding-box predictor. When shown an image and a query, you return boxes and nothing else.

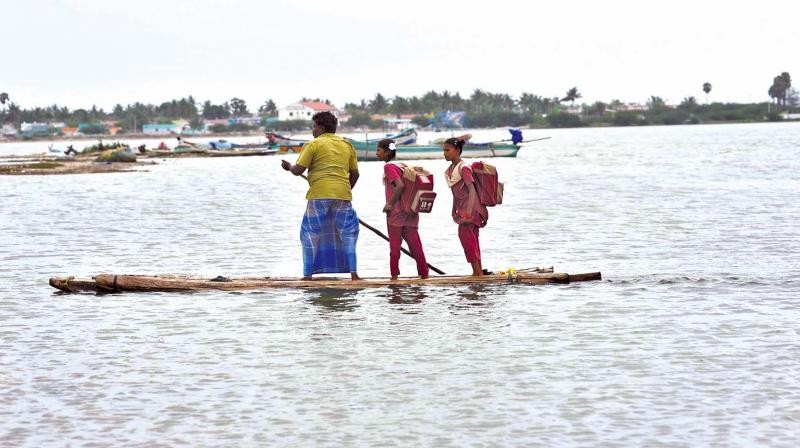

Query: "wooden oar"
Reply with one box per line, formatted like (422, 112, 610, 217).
(291, 170, 446, 275)
(355, 217, 446, 275)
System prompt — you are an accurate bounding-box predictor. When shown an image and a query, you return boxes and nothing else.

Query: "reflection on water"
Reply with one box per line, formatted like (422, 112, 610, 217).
(305, 288, 361, 313)
(445, 284, 501, 310)
(386, 285, 427, 310)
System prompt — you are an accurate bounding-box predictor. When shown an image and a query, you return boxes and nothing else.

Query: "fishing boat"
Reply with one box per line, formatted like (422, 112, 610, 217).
(231, 142, 273, 150)
(269, 128, 418, 155)
(347, 129, 551, 162)
(49, 268, 601, 293)
(207, 148, 278, 157)
(350, 141, 521, 161)
(266, 132, 308, 153)
(357, 128, 418, 146)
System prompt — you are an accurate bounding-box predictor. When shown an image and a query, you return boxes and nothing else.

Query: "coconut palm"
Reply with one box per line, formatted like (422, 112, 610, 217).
(779, 72, 792, 106)
(769, 73, 792, 107)
(560, 87, 582, 105)
(702, 82, 711, 104)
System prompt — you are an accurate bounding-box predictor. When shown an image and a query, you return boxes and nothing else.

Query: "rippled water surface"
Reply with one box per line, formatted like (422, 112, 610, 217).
(2, 123, 799, 446)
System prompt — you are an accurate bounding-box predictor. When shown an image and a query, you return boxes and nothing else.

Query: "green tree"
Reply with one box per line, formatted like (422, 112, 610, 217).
(369, 93, 388, 113)
(679, 96, 698, 111)
(0, 92, 8, 105)
(702, 82, 712, 104)
(230, 97, 249, 117)
(586, 101, 607, 117)
(560, 87, 582, 105)
(389, 96, 410, 114)
(778, 72, 792, 107)
(258, 99, 277, 117)
(202, 101, 230, 119)
(345, 111, 374, 128)
(768, 74, 790, 108)
(647, 96, 666, 111)
(518, 92, 544, 115)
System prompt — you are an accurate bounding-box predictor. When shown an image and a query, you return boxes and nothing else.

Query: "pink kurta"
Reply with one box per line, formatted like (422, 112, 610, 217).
(384, 163, 419, 228)
(383, 162, 427, 277)
(445, 163, 488, 228)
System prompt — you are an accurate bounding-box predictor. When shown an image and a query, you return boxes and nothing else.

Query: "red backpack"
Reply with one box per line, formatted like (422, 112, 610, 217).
(390, 162, 437, 213)
(470, 161, 503, 206)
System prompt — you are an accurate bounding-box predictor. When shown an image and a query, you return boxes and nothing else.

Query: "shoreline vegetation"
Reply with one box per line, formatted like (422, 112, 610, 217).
(0, 154, 155, 175)
(1, 80, 798, 140)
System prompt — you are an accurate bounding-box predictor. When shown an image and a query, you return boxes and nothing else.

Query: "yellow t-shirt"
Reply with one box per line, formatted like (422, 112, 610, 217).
(296, 133, 359, 200)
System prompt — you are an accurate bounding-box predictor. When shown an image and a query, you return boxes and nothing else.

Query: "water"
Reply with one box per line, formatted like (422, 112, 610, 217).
(1, 122, 799, 446)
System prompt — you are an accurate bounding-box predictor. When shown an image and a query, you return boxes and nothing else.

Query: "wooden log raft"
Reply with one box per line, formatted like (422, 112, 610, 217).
(49, 268, 601, 294)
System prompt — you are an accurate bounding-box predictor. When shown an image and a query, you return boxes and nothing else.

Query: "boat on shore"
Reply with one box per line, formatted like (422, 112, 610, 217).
(49, 268, 601, 293)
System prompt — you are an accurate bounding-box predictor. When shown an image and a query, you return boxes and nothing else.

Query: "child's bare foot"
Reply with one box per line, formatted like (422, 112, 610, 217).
(301, 276, 313, 281)
(470, 261, 483, 276)
(391, 276, 398, 281)
(420, 275, 428, 280)
(351, 273, 362, 281)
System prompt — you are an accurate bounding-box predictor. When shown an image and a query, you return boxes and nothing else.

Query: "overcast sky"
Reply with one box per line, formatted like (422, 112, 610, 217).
(2, 0, 798, 110)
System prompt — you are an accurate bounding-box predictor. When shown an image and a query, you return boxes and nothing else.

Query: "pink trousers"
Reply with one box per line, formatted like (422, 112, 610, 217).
(388, 225, 429, 277)
(458, 224, 481, 263)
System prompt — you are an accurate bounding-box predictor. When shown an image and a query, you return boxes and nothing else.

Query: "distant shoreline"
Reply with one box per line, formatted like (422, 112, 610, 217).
(2, 119, 798, 144)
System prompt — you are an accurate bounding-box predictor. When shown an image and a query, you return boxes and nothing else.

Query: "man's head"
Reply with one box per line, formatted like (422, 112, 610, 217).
(312, 111, 337, 137)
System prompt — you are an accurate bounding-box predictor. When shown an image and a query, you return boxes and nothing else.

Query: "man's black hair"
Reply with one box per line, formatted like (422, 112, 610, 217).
(312, 111, 338, 133)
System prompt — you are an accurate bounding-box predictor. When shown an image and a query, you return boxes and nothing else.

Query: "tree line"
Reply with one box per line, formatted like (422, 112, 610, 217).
(1, 72, 796, 132)
(0, 95, 279, 132)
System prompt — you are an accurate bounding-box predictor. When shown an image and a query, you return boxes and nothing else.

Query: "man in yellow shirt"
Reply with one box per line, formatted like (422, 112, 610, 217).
(281, 111, 361, 280)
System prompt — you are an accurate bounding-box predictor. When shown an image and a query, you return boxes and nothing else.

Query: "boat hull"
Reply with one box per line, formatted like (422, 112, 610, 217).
(351, 143, 520, 161)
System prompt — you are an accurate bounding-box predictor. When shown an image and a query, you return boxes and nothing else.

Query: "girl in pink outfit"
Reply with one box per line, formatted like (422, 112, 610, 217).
(443, 136, 488, 276)
(376, 139, 429, 280)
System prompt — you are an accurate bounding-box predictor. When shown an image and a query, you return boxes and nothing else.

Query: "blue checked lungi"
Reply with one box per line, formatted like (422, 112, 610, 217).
(300, 199, 360, 276)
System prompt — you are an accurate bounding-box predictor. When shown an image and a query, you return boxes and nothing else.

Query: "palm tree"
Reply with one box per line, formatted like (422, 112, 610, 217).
(702, 82, 711, 104)
(560, 87, 582, 105)
(768, 73, 791, 108)
(779, 72, 792, 106)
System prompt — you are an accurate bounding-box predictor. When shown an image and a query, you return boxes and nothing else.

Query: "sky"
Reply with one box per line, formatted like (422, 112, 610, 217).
(2, 0, 798, 111)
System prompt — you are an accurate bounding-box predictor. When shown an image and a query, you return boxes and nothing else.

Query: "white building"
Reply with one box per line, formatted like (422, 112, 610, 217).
(278, 101, 340, 121)
(1, 124, 18, 136)
(142, 124, 179, 135)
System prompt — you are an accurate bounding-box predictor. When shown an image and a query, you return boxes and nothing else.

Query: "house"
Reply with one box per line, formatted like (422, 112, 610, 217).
(142, 124, 180, 135)
(1, 124, 18, 136)
(60, 127, 79, 137)
(375, 116, 414, 130)
(230, 116, 262, 126)
(202, 119, 232, 132)
(20, 122, 51, 137)
(616, 103, 648, 112)
(277, 101, 340, 121)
